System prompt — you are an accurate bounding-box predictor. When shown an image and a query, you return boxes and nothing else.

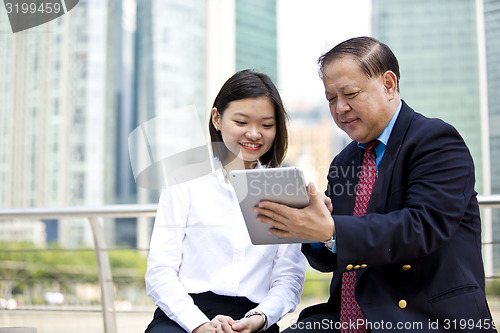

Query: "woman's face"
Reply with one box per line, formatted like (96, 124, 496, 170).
(212, 97, 276, 168)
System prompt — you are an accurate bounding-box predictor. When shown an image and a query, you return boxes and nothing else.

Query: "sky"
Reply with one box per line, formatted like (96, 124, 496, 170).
(277, 0, 372, 108)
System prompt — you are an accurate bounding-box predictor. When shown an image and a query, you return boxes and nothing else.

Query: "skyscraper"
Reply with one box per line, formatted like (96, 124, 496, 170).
(484, 0, 500, 275)
(132, 0, 208, 248)
(485, 2, 500, 194)
(235, 0, 278, 82)
(0, 1, 120, 246)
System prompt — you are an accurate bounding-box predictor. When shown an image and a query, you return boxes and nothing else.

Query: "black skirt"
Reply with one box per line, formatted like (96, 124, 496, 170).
(145, 291, 280, 333)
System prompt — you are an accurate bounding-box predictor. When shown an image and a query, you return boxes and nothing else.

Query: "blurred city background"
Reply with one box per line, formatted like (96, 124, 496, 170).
(0, 0, 499, 332)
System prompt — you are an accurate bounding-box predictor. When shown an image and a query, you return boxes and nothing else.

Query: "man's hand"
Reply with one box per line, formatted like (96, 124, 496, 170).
(193, 315, 237, 333)
(255, 183, 335, 242)
(319, 188, 333, 213)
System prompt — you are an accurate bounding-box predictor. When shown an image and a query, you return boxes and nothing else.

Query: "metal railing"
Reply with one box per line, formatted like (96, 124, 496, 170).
(0, 196, 499, 333)
(478, 194, 500, 208)
(0, 205, 157, 333)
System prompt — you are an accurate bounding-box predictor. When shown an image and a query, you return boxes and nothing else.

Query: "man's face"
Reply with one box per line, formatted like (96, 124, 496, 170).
(323, 56, 396, 143)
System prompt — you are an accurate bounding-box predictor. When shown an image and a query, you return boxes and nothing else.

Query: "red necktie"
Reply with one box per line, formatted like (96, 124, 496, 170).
(340, 141, 378, 333)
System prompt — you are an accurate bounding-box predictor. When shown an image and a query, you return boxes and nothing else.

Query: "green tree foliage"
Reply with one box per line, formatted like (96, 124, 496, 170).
(301, 269, 331, 301)
(0, 241, 146, 279)
(0, 241, 148, 305)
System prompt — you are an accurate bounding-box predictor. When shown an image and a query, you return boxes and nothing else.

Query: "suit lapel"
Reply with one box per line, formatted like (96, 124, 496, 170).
(367, 101, 415, 213)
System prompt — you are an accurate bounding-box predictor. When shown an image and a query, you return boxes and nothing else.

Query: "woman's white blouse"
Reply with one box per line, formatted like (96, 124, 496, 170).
(145, 167, 307, 333)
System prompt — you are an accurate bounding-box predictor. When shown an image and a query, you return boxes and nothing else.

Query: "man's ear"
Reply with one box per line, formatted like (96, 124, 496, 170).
(382, 71, 398, 100)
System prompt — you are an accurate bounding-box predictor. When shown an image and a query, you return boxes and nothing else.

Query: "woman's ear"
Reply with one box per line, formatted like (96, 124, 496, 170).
(211, 107, 220, 130)
(382, 70, 398, 100)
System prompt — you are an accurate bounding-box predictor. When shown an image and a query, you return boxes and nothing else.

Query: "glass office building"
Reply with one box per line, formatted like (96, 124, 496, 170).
(236, 0, 278, 82)
(0, 1, 119, 246)
(484, 0, 500, 274)
(130, 0, 208, 248)
(485, 0, 500, 194)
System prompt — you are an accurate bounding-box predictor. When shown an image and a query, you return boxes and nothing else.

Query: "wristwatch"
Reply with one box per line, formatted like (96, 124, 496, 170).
(324, 235, 335, 250)
(244, 310, 268, 332)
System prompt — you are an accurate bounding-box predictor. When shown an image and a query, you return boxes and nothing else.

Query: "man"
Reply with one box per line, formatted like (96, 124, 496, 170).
(255, 37, 495, 332)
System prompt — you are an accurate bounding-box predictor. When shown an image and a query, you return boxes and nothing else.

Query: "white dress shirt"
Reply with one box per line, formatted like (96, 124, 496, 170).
(145, 163, 306, 333)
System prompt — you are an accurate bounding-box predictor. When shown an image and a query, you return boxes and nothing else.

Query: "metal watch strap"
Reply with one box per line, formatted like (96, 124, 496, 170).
(324, 235, 335, 249)
(244, 310, 268, 332)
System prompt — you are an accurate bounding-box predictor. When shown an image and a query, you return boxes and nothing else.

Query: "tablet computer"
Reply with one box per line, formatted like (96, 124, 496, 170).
(229, 167, 313, 245)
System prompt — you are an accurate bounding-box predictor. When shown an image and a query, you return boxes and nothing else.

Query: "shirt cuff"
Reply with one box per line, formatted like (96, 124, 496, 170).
(308, 237, 337, 254)
(309, 242, 324, 253)
(327, 237, 337, 253)
(171, 306, 210, 333)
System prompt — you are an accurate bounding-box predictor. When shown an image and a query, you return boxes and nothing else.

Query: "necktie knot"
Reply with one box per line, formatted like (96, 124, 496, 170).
(364, 140, 379, 154)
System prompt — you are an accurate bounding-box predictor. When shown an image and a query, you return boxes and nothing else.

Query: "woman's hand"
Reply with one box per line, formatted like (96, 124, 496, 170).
(231, 315, 265, 333)
(193, 315, 237, 333)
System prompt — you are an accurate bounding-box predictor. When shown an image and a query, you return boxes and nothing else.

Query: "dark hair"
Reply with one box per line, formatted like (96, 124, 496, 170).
(318, 36, 400, 91)
(208, 69, 288, 167)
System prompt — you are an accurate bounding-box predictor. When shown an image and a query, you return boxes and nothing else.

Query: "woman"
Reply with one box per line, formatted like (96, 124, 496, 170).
(145, 70, 307, 333)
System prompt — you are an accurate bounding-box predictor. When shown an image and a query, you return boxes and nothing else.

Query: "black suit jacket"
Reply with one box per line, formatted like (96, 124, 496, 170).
(302, 101, 495, 332)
